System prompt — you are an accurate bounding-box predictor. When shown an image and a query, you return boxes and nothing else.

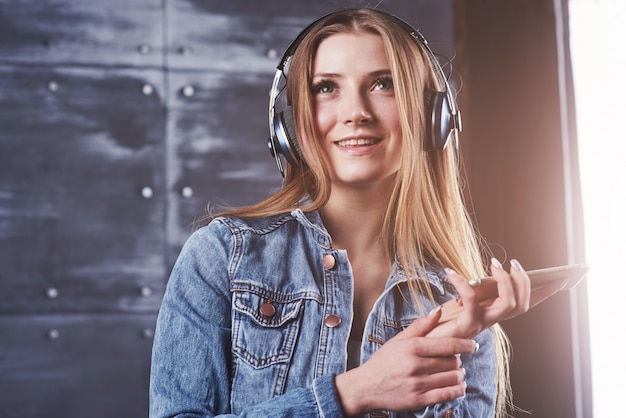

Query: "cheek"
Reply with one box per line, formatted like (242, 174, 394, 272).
(386, 105, 403, 152)
(384, 104, 403, 166)
(299, 107, 332, 166)
(385, 103, 401, 131)
(314, 104, 334, 138)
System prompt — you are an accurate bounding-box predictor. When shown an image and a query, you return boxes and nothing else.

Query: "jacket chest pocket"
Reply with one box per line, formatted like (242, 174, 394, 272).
(232, 290, 304, 369)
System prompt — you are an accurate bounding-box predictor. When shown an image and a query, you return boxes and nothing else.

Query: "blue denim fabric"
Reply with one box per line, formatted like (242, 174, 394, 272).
(150, 209, 496, 417)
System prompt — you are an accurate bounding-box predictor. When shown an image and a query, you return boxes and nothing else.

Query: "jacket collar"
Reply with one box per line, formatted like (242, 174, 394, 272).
(292, 208, 446, 296)
(386, 261, 446, 296)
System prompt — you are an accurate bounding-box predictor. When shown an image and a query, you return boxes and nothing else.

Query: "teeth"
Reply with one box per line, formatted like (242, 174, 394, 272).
(337, 138, 376, 147)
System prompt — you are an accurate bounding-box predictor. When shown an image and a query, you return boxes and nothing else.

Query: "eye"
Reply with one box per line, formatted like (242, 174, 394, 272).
(312, 80, 336, 94)
(373, 77, 394, 91)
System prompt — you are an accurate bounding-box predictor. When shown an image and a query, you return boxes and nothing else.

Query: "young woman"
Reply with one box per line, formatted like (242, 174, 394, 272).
(150, 8, 560, 417)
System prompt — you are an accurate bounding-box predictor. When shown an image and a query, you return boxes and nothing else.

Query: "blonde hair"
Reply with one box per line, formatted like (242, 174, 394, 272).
(214, 8, 511, 417)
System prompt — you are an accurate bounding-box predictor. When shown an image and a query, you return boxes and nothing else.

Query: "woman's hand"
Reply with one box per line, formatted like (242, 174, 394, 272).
(335, 308, 478, 416)
(428, 258, 539, 339)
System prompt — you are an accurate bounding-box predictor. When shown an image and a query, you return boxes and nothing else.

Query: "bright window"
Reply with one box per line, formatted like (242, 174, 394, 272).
(569, 0, 626, 415)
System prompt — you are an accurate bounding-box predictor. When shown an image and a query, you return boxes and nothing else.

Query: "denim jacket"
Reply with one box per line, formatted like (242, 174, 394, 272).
(150, 209, 496, 417)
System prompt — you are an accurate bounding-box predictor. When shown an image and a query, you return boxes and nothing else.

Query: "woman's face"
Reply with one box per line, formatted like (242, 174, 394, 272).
(309, 31, 402, 189)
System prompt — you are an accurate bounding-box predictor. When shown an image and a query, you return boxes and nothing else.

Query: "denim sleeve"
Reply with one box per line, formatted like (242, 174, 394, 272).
(149, 222, 345, 418)
(457, 326, 497, 417)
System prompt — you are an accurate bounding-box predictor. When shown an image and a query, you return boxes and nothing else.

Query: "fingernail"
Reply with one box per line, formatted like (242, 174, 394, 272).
(511, 259, 523, 271)
(445, 267, 457, 276)
(473, 340, 480, 352)
(469, 278, 482, 286)
(491, 257, 503, 269)
(428, 305, 442, 316)
(461, 367, 466, 376)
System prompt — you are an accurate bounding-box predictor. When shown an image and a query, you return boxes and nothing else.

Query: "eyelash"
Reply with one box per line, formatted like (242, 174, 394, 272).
(311, 80, 336, 94)
(373, 76, 394, 91)
(311, 76, 394, 95)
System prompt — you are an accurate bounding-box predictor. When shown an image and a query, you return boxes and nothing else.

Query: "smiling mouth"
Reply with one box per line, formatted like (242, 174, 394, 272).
(335, 138, 380, 147)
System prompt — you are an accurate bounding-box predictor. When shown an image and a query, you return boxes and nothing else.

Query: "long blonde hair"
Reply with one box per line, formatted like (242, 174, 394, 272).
(215, 8, 511, 417)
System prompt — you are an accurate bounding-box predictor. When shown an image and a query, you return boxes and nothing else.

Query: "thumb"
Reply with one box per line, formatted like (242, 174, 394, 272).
(393, 306, 442, 340)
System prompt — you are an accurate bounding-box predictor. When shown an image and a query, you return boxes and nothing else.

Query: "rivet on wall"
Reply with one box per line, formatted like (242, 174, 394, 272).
(141, 84, 154, 96)
(266, 48, 278, 60)
(178, 46, 193, 56)
(139, 286, 152, 297)
(181, 186, 194, 198)
(47, 81, 59, 92)
(46, 287, 59, 299)
(140, 186, 154, 199)
(47, 329, 60, 340)
(137, 44, 152, 55)
(141, 328, 154, 339)
(181, 85, 195, 97)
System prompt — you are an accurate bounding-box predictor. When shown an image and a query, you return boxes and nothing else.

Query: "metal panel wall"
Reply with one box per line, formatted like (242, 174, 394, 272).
(0, 1, 453, 416)
(0, 1, 168, 416)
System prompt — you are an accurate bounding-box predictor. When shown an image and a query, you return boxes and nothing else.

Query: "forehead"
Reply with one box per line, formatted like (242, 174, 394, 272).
(312, 32, 388, 72)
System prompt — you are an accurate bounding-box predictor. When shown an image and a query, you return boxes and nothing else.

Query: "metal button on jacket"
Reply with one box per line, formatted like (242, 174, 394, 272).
(259, 301, 276, 318)
(324, 314, 341, 328)
(322, 254, 336, 270)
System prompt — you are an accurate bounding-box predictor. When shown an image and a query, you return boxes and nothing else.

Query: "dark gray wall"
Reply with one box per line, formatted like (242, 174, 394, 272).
(0, 1, 453, 416)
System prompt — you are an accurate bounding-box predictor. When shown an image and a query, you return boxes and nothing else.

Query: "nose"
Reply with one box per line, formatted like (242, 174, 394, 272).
(340, 89, 373, 125)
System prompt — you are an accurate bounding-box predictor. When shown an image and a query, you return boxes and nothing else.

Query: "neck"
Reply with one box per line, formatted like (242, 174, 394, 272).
(319, 183, 392, 258)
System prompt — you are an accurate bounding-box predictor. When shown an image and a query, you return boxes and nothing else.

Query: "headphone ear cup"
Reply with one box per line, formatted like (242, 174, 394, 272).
(273, 106, 304, 166)
(424, 88, 453, 150)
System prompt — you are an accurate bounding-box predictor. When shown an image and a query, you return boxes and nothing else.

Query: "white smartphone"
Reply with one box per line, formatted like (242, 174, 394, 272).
(471, 262, 590, 300)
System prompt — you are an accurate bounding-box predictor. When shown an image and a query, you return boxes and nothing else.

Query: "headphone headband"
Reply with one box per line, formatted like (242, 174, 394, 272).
(268, 8, 462, 178)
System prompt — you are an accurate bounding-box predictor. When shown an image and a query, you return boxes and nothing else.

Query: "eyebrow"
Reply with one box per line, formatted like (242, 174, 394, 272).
(312, 69, 392, 79)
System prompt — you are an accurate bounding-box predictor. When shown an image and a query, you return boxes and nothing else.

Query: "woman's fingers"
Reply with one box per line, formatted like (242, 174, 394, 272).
(403, 336, 479, 358)
(414, 378, 467, 410)
(404, 368, 467, 397)
(489, 258, 517, 312)
(336, 333, 474, 414)
(482, 257, 532, 323)
(444, 268, 479, 312)
(508, 259, 531, 314)
(490, 258, 532, 319)
(386, 346, 462, 375)
(393, 305, 443, 340)
(444, 269, 484, 337)
(434, 258, 533, 338)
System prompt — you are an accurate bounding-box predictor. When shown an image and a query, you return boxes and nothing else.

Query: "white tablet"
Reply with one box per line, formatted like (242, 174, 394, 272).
(471, 263, 589, 300)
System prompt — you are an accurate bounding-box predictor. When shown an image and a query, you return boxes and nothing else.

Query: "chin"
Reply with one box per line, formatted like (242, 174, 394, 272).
(333, 172, 396, 188)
